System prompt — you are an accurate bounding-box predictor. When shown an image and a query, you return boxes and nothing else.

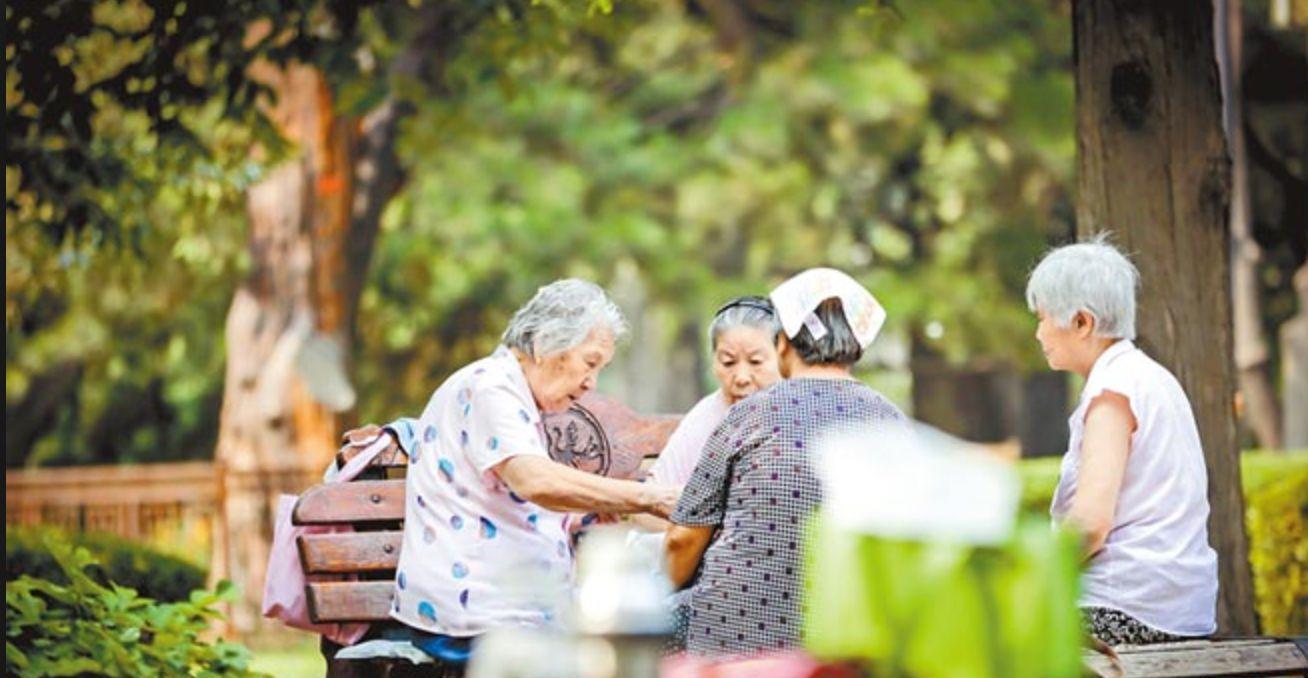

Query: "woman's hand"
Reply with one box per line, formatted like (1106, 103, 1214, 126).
(641, 483, 682, 520)
(337, 424, 403, 467)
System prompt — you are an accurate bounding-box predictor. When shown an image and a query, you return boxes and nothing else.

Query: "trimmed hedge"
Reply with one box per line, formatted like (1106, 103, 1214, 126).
(1017, 451, 1308, 635)
(5, 526, 207, 603)
(1241, 452, 1308, 635)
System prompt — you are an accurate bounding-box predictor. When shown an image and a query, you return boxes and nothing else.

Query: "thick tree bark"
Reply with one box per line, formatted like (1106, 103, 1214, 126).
(1072, 0, 1256, 633)
(607, 263, 704, 414)
(210, 5, 487, 636)
(1218, 0, 1282, 450)
(213, 62, 361, 635)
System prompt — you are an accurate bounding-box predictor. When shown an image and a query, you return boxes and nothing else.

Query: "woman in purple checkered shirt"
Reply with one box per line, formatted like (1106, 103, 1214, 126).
(664, 269, 906, 658)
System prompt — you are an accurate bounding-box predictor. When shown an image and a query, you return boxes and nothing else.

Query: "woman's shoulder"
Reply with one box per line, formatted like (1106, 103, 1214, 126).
(844, 382, 907, 419)
(1099, 345, 1176, 396)
(725, 379, 800, 417)
(441, 352, 532, 409)
(665, 391, 732, 445)
(713, 384, 784, 432)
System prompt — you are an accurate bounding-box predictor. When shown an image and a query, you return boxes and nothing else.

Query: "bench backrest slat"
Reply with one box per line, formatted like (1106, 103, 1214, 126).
(293, 480, 405, 524)
(306, 581, 395, 623)
(297, 532, 402, 574)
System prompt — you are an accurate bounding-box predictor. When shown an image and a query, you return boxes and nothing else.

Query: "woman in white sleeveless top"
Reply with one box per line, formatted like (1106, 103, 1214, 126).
(1026, 237, 1218, 646)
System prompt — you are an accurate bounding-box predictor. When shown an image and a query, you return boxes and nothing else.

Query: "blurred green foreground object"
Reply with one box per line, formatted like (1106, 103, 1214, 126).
(803, 515, 1083, 677)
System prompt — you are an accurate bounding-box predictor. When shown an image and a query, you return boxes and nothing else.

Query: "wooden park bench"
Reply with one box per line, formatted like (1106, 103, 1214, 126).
(289, 396, 1307, 677)
(1084, 637, 1308, 677)
(291, 395, 680, 674)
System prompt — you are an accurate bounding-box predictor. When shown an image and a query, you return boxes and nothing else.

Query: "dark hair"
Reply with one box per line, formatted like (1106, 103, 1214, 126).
(787, 298, 862, 366)
(708, 296, 782, 349)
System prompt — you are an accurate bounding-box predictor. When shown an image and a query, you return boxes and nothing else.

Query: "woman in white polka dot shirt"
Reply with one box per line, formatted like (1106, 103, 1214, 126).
(377, 280, 680, 662)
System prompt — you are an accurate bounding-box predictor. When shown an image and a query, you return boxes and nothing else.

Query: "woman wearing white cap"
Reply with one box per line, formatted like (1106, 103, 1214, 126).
(663, 268, 907, 658)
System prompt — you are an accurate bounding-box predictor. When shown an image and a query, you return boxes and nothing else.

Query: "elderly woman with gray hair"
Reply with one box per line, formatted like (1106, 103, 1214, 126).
(365, 279, 679, 662)
(646, 295, 784, 489)
(1026, 237, 1217, 646)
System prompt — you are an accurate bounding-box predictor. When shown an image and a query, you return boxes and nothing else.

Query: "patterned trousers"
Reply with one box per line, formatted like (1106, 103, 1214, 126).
(1083, 606, 1198, 646)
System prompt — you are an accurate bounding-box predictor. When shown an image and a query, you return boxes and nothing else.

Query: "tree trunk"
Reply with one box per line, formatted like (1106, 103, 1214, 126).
(1072, 0, 1256, 634)
(210, 6, 483, 636)
(212, 62, 362, 635)
(607, 261, 704, 414)
(1218, 0, 1283, 450)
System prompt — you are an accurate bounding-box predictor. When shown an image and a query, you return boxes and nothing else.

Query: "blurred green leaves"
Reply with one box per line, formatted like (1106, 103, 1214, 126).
(5, 0, 378, 243)
(354, 0, 1075, 421)
(8, 0, 1077, 462)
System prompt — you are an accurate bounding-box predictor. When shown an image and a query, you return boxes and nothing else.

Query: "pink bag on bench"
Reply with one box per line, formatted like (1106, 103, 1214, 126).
(262, 435, 392, 645)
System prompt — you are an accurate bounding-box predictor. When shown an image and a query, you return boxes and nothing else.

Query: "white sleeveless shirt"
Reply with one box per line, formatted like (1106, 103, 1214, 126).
(1051, 340, 1218, 636)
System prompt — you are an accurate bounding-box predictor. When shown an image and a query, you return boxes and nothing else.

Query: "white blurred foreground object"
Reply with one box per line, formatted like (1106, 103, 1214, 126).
(575, 526, 672, 636)
(466, 628, 579, 678)
(467, 526, 671, 678)
(816, 421, 1020, 545)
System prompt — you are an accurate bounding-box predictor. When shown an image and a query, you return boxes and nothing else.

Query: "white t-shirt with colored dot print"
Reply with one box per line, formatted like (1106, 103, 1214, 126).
(391, 346, 572, 637)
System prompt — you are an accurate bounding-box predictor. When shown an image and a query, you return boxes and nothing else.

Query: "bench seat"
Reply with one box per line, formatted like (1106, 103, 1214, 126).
(1084, 637, 1308, 677)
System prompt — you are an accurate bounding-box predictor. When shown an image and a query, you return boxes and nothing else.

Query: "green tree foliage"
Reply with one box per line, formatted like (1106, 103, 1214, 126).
(354, 0, 1075, 421)
(3, 0, 623, 467)
(5, 536, 258, 677)
(5, 0, 376, 467)
(5, 0, 375, 242)
(5, 104, 257, 466)
(7, 0, 1077, 462)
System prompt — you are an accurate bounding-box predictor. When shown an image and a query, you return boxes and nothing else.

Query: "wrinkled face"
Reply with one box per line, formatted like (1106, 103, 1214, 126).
(528, 327, 616, 413)
(712, 326, 782, 405)
(1034, 310, 1083, 372)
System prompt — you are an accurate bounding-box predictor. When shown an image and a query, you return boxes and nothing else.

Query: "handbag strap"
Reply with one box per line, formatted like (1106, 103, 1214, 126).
(335, 434, 396, 483)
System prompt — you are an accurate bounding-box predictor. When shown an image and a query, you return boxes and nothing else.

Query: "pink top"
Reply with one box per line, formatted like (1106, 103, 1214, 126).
(391, 347, 572, 636)
(647, 390, 732, 487)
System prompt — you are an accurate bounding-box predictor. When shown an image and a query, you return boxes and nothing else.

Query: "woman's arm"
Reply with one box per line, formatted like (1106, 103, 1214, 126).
(1064, 391, 1136, 557)
(495, 455, 681, 519)
(665, 524, 713, 589)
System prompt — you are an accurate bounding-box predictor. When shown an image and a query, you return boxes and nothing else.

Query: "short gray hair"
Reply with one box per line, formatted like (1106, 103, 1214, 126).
(502, 279, 628, 357)
(708, 296, 782, 349)
(1025, 234, 1139, 340)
